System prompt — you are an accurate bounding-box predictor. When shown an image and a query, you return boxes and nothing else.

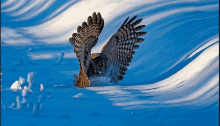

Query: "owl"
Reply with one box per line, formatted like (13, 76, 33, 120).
(69, 12, 146, 88)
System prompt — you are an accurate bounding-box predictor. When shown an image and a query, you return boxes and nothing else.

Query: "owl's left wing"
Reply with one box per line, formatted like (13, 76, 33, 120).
(69, 12, 104, 87)
(101, 16, 146, 83)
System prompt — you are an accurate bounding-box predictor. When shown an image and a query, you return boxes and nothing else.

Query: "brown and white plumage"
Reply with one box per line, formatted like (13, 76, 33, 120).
(69, 12, 146, 88)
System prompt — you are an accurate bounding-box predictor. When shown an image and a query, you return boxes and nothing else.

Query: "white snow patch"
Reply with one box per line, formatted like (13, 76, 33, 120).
(10, 81, 22, 91)
(29, 53, 57, 60)
(40, 84, 44, 92)
(188, 37, 219, 59)
(27, 72, 36, 91)
(56, 52, 64, 64)
(1, 27, 32, 45)
(89, 76, 111, 85)
(22, 86, 28, 98)
(142, 4, 218, 27)
(2, 0, 55, 21)
(15, 96, 21, 109)
(19, 76, 25, 85)
(1, 0, 16, 8)
(21, 98, 27, 104)
(97, 90, 130, 95)
(28, 47, 33, 52)
(72, 93, 86, 98)
(1, 0, 26, 13)
(9, 0, 45, 17)
(14, 0, 55, 21)
(43, 0, 77, 21)
(22, 0, 159, 44)
(1, 27, 22, 39)
(8, 103, 15, 108)
(63, 52, 76, 59)
(27, 72, 35, 84)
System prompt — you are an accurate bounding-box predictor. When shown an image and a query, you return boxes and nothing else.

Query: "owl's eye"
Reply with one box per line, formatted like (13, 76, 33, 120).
(99, 63, 103, 67)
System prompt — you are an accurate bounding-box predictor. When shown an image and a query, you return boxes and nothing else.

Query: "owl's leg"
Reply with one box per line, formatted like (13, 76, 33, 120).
(75, 66, 90, 88)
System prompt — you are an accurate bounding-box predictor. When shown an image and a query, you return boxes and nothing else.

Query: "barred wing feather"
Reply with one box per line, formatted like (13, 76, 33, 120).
(69, 12, 104, 88)
(101, 16, 146, 83)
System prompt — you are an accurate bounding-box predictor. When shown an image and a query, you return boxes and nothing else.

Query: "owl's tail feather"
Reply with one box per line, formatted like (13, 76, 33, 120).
(74, 66, 90, 88)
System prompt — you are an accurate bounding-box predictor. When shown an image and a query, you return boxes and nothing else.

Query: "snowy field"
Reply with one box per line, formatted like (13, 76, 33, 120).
(1, 0, 219, 126)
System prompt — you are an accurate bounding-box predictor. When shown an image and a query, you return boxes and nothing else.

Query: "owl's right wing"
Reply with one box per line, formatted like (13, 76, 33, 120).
(101, 16, 146, 83)
(69, 12, 104, 87)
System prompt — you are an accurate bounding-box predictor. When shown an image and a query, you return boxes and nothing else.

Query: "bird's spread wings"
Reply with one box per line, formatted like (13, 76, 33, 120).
(101, 16, 146, 83)
(69, 12, 104, 87)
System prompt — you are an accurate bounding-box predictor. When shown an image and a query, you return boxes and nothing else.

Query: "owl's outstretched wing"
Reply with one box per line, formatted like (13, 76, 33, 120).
(101, 16, 146, 83)
(69, 12, 104, 88)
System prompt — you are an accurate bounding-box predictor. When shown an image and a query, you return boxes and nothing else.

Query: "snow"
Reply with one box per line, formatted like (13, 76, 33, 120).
(56, 52, 64, 65)
(10, 81, 22, 91)
(22, 86, 28, 98)
(19, 76, 25, 84)
(15, 96, 21, 109)
(8, 103, 15, 108)
(72, 93, 86, 98)
(40, 84, 44, 92)
(1, 0, 219, 126)
(27, 72, 35, 84)
(27, 72, 35, 91)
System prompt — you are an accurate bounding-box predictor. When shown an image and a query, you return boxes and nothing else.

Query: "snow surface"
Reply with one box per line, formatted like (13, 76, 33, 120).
(1, 0, 219, 126)
(10, 81, 22, 91)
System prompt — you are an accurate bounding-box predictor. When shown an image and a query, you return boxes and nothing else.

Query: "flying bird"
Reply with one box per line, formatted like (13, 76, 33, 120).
(69, 12, 146, 88)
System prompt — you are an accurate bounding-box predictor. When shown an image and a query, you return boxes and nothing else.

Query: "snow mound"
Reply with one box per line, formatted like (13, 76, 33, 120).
(72, 93, 86, 98)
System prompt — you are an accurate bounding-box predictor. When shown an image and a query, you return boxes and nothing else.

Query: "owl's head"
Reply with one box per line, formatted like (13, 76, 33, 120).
(87, 53, 108, 77)
(95, 57, 107, 75)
